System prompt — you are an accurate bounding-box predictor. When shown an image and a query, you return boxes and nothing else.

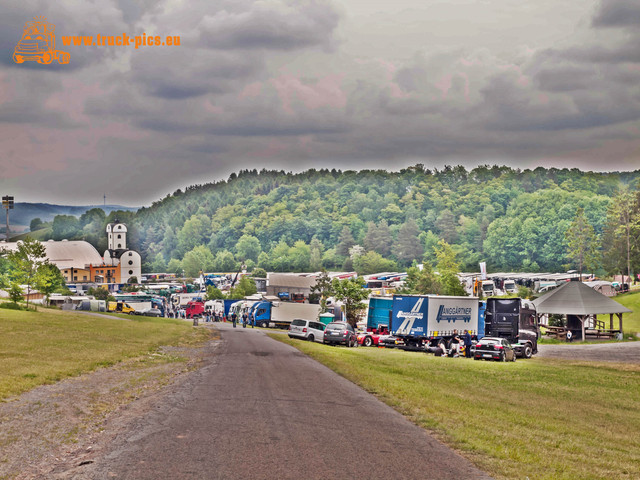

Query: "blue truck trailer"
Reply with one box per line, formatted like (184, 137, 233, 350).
(390, 294, 485, 351)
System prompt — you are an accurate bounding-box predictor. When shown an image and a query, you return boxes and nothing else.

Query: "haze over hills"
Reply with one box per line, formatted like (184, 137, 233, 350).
(7, 203, 139, 229)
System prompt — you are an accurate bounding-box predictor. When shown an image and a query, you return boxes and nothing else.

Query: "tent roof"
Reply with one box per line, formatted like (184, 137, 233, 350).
(532, 281, 631, 315)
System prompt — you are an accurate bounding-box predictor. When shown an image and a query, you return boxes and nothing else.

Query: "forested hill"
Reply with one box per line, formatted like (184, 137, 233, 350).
(128, 165, 640, 276)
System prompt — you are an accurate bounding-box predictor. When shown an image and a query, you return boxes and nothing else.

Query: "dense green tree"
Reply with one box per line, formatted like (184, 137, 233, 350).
(205, 285, 225, 300)
(395, 218, 423, 266)
(235, 234, 262, 262)
(331, 276, 369, 327)
(336, 226, 355, 257)
(51, 215, 79, 240)
(35, 262, 65, 305)
(353, 251, 397, 275)
(214, 250, 237, 272)
(565, 207, 599, 278)
(150, 252, 168, 273)
(399, 263, 441, 295)
(30, 218, 44, 231)
(177, 214, 211, 256)
(182, 245, 215, 277)
(602, 188, 640, 280)
(228, 275, 257, 299)
(434, 240, 466, 296)
(167, 258, 183, 276)
(6, 237, 48, 310)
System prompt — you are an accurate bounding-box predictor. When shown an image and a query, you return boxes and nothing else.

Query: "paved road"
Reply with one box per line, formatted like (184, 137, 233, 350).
(66, 323, 492, 480)
(537, 341, 640, 363)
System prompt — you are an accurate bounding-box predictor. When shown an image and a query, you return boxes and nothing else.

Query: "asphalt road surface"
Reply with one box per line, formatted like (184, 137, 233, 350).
(69, 323, 492, 480)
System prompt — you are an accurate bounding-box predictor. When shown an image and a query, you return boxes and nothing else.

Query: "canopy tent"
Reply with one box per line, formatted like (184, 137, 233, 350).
(532, 281, 631, 339)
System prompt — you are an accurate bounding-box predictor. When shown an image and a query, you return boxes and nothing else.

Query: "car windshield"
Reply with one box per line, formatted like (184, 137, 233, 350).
(291, 319, 306, 326)
(326, 323, 345, 330)
(480, 339, 499, 345)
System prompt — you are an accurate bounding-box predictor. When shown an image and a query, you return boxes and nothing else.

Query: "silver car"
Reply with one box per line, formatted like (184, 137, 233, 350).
(288, 319, 326, 343)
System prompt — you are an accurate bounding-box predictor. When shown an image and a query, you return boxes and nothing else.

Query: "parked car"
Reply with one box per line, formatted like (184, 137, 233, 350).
(323, 321, 358, 347)
(377, 334, 403, 348)
(141, 307, 162, 317)
(288, 319, 326, 343)
(473, 337, 516, 362)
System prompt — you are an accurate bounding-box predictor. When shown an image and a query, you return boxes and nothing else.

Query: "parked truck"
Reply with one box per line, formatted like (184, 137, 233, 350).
(358, 297, 393, 347)
(390, 295, 484, 351)
(185, 300, 205, 319)
(484, 298, 539, 358)
(251, 301, 321, 328)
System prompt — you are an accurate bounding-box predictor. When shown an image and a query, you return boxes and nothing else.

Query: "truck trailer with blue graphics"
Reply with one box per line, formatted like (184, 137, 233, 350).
(390, 294, 485, 351)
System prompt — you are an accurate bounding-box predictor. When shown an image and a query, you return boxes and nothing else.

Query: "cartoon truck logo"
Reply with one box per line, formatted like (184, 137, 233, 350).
(13, 17, 70, 65)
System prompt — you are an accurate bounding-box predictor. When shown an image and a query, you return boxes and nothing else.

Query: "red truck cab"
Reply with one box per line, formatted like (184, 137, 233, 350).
(357, 324, 390, 347)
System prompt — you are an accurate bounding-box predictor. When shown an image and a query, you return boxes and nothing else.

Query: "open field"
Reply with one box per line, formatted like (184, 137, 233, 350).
(613, 291, 640, 335)
(0, 307, 208, 401)
(276, 337, 640, 480)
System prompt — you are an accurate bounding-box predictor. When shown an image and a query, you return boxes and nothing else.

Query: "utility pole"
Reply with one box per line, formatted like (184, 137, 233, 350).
(2, 196, 14, 241)
(104, 193, 106, 208)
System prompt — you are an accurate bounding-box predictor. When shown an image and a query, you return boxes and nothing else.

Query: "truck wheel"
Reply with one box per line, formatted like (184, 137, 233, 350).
(39, 52, 53, 65)
(523, 344, 533, 359)
(260, 321, 268, 328)
(308, 334, 314, 342)
(363, 336, 373, 347)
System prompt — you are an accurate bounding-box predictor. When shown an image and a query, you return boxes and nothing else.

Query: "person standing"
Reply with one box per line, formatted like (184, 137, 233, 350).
(242, 312, 248, 328)
(450, 330, 461, 357)
(463, 330, 473, 358)
(231, 311, 237, 328)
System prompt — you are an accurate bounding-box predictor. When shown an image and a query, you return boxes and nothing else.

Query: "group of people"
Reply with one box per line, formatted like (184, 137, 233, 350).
(427, 329, 474, 358)
(230, 311, 255, 328)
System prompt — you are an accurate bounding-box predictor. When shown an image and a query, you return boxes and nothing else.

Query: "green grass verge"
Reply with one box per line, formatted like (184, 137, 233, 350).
(0, 307, 208, 401)
(274, 337, 640, 480)
(613, 291, 640, 335)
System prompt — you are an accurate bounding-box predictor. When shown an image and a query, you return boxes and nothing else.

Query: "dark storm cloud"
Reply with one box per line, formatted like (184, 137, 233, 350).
(197, 0, 340, 51)
(592, 0, 640, 28)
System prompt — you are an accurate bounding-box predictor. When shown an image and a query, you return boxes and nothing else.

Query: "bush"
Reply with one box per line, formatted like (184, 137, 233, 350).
(0, 302, 25, 310)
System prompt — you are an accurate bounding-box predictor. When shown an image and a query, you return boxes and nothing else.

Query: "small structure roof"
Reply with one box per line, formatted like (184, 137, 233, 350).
(532, 281, 631, 315)
(267, 273, 317, 289)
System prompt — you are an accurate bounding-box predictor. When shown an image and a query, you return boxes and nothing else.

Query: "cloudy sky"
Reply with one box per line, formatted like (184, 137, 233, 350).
(1, 0, 640, 206)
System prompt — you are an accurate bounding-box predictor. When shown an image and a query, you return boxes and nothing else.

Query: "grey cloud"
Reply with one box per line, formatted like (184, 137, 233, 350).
(592, 0, 640, 28)
(197, 0, 341, 51)
(130, 49, 264, 99)
(534, 64, 597, 92)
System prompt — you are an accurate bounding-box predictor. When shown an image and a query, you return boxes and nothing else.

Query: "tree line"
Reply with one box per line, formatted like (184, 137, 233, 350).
(25, 165, 640, 281)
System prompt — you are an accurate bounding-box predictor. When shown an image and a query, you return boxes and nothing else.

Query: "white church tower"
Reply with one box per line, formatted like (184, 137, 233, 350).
(106, 222, 128, 250)
(104, 220, 142, 283)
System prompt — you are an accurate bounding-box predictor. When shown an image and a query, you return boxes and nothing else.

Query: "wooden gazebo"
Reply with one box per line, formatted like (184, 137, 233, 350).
(532, 281, 631, 340)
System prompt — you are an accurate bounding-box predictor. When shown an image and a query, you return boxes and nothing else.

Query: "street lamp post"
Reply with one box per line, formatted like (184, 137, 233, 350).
(2, 196, 14, 241)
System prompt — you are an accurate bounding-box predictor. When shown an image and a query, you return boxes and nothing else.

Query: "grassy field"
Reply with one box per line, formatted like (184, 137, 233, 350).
(0, 307, 208, 401)
(275, 337, 640, 480)
(613, 291, 640, 335)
